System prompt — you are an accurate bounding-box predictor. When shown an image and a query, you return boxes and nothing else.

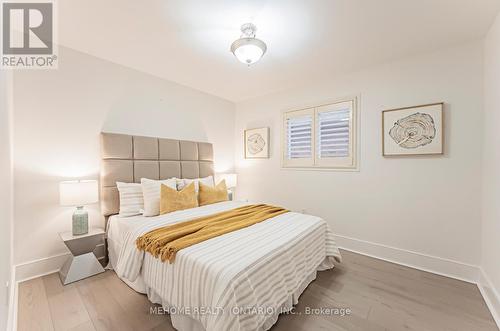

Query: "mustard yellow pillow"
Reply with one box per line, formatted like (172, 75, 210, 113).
(198, 180, 229, 206)
(160, 182, 198, 214)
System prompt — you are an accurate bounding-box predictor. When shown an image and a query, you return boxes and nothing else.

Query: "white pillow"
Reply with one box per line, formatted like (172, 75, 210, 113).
(116, 182, 144, 217)
(176, 176, 214, 192)
(141, 178, 177, 217)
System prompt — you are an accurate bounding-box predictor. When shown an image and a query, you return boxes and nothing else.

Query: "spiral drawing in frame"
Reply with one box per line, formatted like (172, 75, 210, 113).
(247, 133, 266, 154)
(245, 127, 269, 158)
(389, 112, 436, 149)
(382, 103, 443, 156)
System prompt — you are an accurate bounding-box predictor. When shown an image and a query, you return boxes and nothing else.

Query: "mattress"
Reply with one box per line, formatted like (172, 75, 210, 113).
(107, 201, 342, 331)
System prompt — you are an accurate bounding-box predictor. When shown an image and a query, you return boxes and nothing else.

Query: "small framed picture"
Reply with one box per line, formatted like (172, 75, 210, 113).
(244, 127, 269, 159)
(382, 103, 443, 156)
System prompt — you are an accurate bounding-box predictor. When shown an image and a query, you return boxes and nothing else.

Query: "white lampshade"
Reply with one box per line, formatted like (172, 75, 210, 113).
(59, 180, 98, 206)
(218, 173, 237, 189)
(233, 41, 265, 65)
(230, 23, 267, 65)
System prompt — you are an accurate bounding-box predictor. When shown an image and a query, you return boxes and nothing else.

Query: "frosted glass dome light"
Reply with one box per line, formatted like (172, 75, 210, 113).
(230, 23, 267, 65)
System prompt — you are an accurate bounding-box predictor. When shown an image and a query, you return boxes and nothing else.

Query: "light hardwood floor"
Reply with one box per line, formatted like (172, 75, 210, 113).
(17, 250, 498, 331)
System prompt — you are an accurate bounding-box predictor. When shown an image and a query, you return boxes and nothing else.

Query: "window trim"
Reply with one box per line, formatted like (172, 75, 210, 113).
(281, 97, 359, 171)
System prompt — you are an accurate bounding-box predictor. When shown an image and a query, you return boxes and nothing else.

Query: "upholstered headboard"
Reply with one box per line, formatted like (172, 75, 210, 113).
(100, 132, 214, 216)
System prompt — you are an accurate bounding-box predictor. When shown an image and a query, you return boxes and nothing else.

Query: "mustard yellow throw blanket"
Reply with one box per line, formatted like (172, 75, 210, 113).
(136, 204, 289, 263)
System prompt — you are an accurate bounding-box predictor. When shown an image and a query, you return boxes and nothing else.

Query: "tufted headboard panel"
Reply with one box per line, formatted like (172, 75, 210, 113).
(100, 132, 214, 216)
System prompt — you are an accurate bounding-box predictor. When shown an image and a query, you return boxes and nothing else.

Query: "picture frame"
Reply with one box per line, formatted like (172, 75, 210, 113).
(382, 103, 444, 156)
(244, 127, 270, 159)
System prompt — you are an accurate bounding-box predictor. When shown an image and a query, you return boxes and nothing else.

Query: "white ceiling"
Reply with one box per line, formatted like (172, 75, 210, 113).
(58, 0, 500, 102)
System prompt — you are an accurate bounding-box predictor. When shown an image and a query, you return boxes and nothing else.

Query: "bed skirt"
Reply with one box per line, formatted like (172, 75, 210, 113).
(145, 260, 330, 331)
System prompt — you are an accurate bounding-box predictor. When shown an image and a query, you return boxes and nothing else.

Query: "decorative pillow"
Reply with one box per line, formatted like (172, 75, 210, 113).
(177, 176, 214, 192)
(141, 178, 177, 217)
(116, 182, 143, 217)
(198, 180, 229, 206)
(160, 182, 198, 214)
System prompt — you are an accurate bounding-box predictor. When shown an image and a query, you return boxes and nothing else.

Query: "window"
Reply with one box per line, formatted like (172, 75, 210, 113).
(282, 99, 358, 170)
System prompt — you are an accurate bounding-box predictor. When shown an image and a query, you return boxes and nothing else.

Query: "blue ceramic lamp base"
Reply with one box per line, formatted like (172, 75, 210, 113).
(72, 206, 89, 236)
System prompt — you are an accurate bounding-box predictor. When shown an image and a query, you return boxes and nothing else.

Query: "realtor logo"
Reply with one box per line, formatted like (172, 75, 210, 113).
(1, 1, 58, 68)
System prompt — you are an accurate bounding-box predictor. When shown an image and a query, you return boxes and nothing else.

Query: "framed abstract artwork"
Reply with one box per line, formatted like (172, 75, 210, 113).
(382, 103, 443, 156)
(245, 127, 269, 158)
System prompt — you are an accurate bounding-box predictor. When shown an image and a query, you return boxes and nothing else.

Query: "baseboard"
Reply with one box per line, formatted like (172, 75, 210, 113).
(478, 268, 500, 329)
(333, 234, 500, 326)
(13, 235, 480, 283)
(334, 234, 480, 283)
(9, 245, 107, 329)
(14, 244, 106, 282)
(9, 245, 106, 330)
(6, 267, 16, 331)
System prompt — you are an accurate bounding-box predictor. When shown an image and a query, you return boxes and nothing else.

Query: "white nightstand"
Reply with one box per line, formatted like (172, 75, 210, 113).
(59, 228, 105, 285)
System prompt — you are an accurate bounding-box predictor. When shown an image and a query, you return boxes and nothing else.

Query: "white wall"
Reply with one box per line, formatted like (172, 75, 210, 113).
(481, 12, 500, 324)
(235, 42, 484, 277)
(12, 46, 235, 273)
(0, 71, 13, 329)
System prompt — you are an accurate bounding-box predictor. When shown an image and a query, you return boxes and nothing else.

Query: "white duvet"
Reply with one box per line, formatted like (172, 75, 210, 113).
(112, 201, 342, 331)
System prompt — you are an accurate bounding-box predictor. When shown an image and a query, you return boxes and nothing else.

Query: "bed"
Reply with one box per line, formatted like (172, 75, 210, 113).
(100, 132, 342, 331)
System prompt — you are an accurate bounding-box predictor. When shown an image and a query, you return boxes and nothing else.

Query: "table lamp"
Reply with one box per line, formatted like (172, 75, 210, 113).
(59, 180, 98, 235)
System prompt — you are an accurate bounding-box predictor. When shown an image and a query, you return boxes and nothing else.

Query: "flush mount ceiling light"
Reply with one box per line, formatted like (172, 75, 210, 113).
(230, 23, 267, 65)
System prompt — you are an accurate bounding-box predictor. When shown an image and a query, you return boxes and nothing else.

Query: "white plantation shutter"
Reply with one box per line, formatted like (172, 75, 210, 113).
(315, 101, 355, 168)
(287, 116, 312, 158)
(282, 99, 357, 169)
(317, 109, 350, 157)
(283, 108, 314, 167)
